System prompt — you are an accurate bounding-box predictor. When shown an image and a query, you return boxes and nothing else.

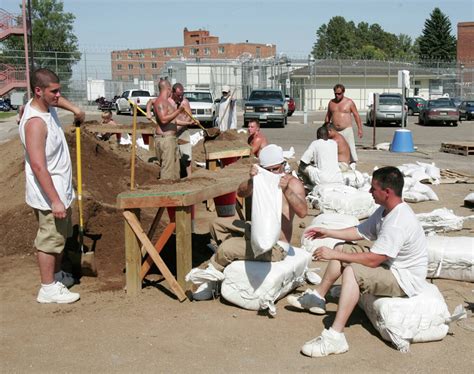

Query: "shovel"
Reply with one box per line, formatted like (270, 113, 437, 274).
(182, 107, 220, 139)
(75, 120, 97, 276)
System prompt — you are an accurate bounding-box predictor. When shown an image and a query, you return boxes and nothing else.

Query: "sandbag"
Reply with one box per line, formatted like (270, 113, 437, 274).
(311, 185, 377, 219)
(221, 246, 311, 315)
(403, 177, 439, 203)
(251, 166, 282, 257)
(341, 169, 370, 189)
(426, 235, 474, 282)
(359, 284, 457, 352)
(301, 213, 359, 254)
(417, 208, 474, 234)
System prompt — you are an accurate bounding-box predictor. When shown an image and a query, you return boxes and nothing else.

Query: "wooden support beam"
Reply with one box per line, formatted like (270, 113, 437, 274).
(124, 208, 141, 296)
(175, 206, 192, 290)
(140, 207, 165, 257)
(123, 210, 186, 302)
(140, 222, 175, 280)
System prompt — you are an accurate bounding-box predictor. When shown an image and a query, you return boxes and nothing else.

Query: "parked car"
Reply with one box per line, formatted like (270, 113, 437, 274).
(406, 97, 426, 115)
(458, 100, 474, 120)
(366, 93, 406, 126)
(0, 99, 11, 112)
(183, 90, 216, 127)
(115, 89, 156, 114)
(285, 95, 295, 116)
(419, 100, 459, 126)
(244, 89, 288, 128)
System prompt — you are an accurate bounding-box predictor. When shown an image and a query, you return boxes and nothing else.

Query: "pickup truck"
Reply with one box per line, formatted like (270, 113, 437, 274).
(244, 89, 288, 128)
(184, 90, 217, 127)
(115, 89, 156, 114)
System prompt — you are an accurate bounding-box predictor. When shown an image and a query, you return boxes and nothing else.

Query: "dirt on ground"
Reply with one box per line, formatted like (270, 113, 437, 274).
(0, 125, 473, 373)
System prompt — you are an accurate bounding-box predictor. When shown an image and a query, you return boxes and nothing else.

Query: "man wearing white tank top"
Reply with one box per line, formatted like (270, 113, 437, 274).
(18, 68, 85, 304)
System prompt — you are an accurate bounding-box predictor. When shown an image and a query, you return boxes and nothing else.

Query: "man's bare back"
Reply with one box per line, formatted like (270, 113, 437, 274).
(330, 131, 350, 164)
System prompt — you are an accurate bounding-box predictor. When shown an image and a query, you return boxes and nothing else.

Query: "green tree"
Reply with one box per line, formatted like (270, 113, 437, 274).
(1, 0, 81, 83)
(312, 17, 415, 60)
(417, 7, 456, 62)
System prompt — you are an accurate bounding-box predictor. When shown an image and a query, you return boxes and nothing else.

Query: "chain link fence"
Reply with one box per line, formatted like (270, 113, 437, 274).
(1, 49, 473, 110)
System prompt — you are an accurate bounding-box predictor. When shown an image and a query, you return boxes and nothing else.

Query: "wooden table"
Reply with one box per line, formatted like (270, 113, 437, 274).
(84, 124, 157, 148)
(116, 166, 250, 300)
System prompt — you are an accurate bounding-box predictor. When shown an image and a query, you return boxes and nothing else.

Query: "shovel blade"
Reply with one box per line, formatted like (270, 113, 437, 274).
(81, 252, 98, 277)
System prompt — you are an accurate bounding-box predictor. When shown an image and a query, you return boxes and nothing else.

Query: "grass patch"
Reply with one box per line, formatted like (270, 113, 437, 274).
(0, 112, 16, 120)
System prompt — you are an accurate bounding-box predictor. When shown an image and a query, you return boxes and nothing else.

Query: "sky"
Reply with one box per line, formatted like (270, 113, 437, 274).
(2, 0, 472, 56)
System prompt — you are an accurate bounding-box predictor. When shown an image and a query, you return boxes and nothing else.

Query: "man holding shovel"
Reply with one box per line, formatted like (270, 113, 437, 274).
(18, 68, 84, 304)
(152, 79, 187, 180)
(217, 85, 237, 131)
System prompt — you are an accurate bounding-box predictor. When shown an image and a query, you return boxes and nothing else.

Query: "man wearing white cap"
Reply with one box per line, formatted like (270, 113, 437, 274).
(217, 85, 237, 131)
(208, 144, 307, 272)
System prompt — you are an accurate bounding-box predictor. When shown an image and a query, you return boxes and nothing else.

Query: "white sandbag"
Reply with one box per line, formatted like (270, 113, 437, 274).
(417, 208, 474, 234)
(311, 185, 377, 219)
(221, 246, 311, 315)
(251, 166, 282, 257)
(190, 130, 204, 146)
(465, 192, 474, 204)
(301, 213, 359, 254)
(416, 162, 441, 183)
(359, 284, 458, 352)
(398, 162, 441, 184)
(426, 235, 474, 282)
(341, 169, 370, 189)
(403, 177, 439, 203)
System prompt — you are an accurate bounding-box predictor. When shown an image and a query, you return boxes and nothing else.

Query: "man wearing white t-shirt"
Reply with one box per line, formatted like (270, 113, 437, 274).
(287, 166, 428, 357)
(298, 125, 343, 187)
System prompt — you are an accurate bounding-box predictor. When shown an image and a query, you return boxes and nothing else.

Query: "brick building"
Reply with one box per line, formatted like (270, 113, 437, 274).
(457, 22, 474, 66)
(111, 28, 276, 81)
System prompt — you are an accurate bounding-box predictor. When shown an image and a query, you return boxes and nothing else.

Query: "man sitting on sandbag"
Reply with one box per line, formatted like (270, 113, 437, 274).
(287, 166, 428, 358)
(298, 126, 343, 188)
(325, 122, 351, 172)
(192, 144, 307, 299)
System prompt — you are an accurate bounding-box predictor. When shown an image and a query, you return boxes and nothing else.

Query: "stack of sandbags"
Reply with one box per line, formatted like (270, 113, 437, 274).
(426, 235, 474, 282)
(359, 283, 464, 352)
(220, 247, 311, 315)
(301, 213, 359, 254)
(310, 184, 378, 219)
(417, 208, 474, 235)
(403, 177, 439, 203)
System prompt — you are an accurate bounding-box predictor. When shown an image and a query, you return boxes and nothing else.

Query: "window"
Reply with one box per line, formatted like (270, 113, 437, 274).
(164, 49, 171, 56)
(128, 64, 133, 70)
(218, 46, 225, 54)
(256, 47, 261, 58)
(204, 47, 211, 55)
(128, 52, 133, 59)
(151, 62, 157, 69)
(128, 75, 134, 80)
(139, 63, 145, 69)
(117, 64, 122, 70)
(190, 48, 199, 55)
(152, 50, 158, 58)
(177, 49, 183, 56)
(139, 74, 146, 81)
(116, 54, 122, 60)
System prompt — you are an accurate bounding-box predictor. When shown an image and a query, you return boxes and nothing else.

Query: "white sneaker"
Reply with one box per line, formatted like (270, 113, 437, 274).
(54, 270, 75, 288)
(37, 282, 80, 304)
(192, 281, 218, 301)
(301, 329, 349, 357)
(287, 289, 326, 314)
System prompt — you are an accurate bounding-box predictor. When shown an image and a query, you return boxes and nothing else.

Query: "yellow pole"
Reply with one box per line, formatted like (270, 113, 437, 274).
(75, 122, 84, 250)
(130, 101, 138, 191)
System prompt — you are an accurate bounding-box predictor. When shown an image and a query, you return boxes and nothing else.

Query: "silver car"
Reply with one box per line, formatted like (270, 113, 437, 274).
(419, 100, 459, 126)
(367, 94, 406, 126)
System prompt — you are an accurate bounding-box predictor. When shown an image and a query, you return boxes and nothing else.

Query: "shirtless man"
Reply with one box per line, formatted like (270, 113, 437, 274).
(169, 83, 194, 178)
(152, 79, 186, 180)
(247, 119, 268, 157)
(325, 122, 351, 171)
(325, 84, 362, 163)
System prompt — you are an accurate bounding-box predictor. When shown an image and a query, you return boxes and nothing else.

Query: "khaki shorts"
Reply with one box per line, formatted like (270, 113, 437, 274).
(34, 207, 72, 254)
(341, 242, 405, 297)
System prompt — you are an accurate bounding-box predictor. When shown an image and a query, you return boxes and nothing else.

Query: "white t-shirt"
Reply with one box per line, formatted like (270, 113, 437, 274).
(18, 99, 74, 211)
(357, 202, 428, 297)
(300, 139, 342, 184)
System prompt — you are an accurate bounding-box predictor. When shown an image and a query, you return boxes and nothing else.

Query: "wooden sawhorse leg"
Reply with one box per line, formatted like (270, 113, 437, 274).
(123, 210, 186, 301)
(175, 206, 192, 290)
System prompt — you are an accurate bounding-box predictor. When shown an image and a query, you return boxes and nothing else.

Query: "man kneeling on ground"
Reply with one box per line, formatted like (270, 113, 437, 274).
(287, 166, 428, 357)
(194, 144, 307, 299)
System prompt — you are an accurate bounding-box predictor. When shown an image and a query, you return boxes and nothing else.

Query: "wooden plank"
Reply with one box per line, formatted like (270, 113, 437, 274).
(175, 206, 192, 291)
(140, 222, 175, 280)
(441, 142, 474, 156)
(206, 147, 251, 160)
(84, 124, 155, 134)
(124, 208, 142, 296)
(140, 207, 165, 257)
(206, 160, 218, 212)
(123, 211, 186, 301)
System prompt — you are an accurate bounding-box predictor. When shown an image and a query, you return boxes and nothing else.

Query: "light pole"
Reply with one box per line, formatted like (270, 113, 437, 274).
(460, 64, 465, 98)
(286, 59, 291, 97)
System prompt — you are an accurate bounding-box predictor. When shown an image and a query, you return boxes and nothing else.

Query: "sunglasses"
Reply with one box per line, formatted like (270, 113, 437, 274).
(334, 91, 343, 96)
